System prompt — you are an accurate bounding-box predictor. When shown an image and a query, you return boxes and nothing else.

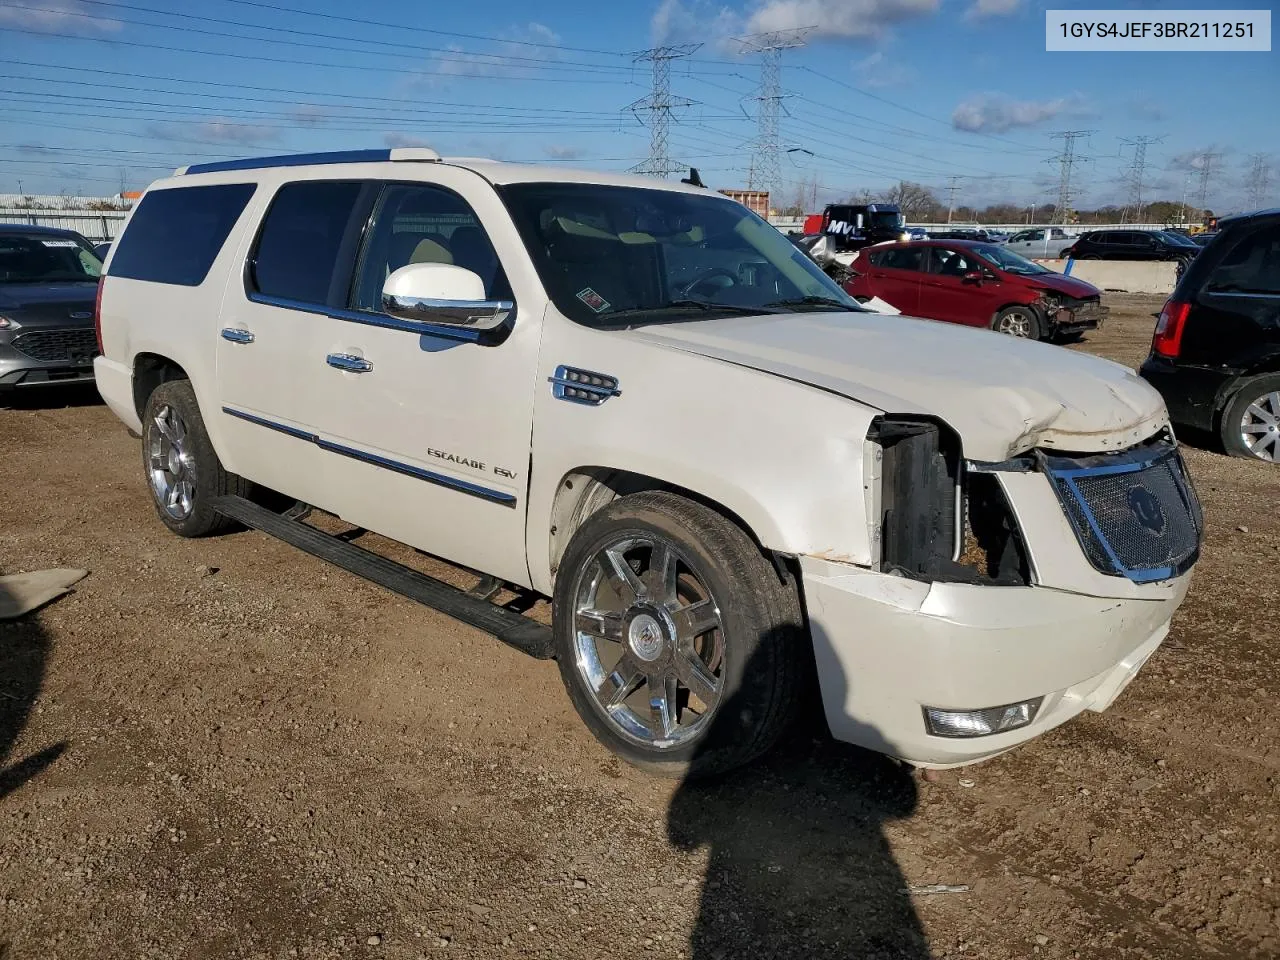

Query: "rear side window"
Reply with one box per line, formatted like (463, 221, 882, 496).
(1206, 225, 1280, 295)
(250, 181, 364, 306)
(873, 247, 926, 271)
(110, 183, 255, 286)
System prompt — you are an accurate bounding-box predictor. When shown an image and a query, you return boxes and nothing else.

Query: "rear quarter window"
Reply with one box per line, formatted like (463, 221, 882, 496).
(109, 183, 256, 286)
(1206, 225, 1280, 295)
(249, 180, 364, 306)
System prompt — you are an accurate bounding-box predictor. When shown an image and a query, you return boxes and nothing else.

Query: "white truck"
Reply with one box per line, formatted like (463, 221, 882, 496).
(1004, 227, 1077, 260)
(93, 149, 1203, 777)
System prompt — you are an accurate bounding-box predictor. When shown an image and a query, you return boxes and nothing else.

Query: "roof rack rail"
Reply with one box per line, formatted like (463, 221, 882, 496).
(181, 147, 440, 176)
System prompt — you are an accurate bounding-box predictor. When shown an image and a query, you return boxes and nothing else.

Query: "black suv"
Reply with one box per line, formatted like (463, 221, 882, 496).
(1064, 229, 1199, 264)
(1139, 209, 1280, 462)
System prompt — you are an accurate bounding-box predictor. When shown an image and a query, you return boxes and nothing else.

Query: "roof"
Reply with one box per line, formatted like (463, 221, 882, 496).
(1219, 207, 1280, 228)
(169, 148, 713, 196)
(0, 222, 86, 238)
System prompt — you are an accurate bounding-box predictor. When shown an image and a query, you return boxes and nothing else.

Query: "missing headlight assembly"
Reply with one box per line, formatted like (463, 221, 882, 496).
(867, 416, 1031, 585)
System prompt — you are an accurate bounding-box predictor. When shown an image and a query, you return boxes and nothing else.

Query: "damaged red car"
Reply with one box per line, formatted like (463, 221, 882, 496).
(843, 239, 1107, 341)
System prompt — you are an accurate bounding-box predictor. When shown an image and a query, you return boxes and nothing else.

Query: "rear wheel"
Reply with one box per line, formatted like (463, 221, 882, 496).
(141, 379, 248, 536)
(552, 491, 806, 778)
(1221, 375, 1280, 463)
(992, 305, 1044, 340)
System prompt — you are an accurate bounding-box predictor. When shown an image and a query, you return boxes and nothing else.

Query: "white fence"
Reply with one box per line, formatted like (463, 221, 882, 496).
(0, 209, 129, 241)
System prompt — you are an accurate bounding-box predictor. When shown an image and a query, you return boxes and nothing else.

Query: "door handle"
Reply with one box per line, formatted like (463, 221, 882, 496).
(220, 327, 255, 344)
(326, 352, 373, 373)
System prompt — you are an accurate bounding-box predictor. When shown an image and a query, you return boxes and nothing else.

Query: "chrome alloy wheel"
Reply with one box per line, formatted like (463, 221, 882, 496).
(148, 404, 196, 519)
(572, 536, 725, 748)
(1240, 390, 1280, 462)
(995, 308, 1035, 337)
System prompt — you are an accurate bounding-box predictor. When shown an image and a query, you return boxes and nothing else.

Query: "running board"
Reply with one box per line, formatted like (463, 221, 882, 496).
(212, 496, 554, 660)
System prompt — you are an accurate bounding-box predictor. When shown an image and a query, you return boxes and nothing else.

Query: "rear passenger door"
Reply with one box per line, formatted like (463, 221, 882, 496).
(215, 179, 373, 499)
(304, 175, 545, 586)
(865, 245, 925, 314)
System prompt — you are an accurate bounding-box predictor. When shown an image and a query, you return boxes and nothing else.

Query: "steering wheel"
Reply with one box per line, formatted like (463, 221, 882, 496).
(681, 267, 739, 299)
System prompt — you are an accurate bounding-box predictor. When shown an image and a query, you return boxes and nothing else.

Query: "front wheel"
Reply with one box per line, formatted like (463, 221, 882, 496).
(992, 305, 1044, 340)
(1221, 375, 1280, 463)
(141, 379, 248, 536)
(552, 491, 806, 779)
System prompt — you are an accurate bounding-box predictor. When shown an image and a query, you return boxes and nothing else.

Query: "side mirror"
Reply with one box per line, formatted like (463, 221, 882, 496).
(962, 270, 984, 284)
(381, 262, 512, 331)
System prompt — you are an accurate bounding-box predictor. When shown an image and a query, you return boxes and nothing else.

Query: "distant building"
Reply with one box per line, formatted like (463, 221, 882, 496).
(719, 189, 769, 218)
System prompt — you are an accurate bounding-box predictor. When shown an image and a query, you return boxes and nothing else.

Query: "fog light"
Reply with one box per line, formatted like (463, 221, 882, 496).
(924, 697, 1044, 738)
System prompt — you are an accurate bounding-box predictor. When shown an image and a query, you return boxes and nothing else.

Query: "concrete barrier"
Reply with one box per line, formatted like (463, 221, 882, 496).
(1033, 259, 1178, 295)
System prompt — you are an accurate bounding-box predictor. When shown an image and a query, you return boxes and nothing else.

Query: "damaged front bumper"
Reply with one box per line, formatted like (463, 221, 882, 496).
(800, 557, 1190, 767)
(1047, 297, 1108, 333)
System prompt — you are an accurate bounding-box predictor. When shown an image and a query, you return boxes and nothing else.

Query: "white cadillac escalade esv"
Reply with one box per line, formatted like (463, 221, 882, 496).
(94, 148, 1203, 777)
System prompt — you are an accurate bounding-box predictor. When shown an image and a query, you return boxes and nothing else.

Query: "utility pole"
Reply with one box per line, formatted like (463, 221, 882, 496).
(737, 28, 809, 209)
(626, 43, 701, 179)
(944, 175, 962, 224)
(1178, 171, 1193, 226)
(1245, 153, 1272, 211)
(1047, 131, 1093, 225)
(1119, 135, 1162, 224)
(1195, 150, 1222, 215)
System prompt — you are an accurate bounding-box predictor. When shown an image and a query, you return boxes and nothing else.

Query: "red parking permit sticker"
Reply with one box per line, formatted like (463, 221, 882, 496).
(576, 287, 610, 313)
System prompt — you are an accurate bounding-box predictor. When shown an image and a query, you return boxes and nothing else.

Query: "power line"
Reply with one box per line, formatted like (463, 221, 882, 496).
(1245, 153, 1273, 211)
(625, 44, 701, 179)
(1047, 130, 1093, 224)
(1119, 135, 1163, 222)
(737, 28, 809, 202)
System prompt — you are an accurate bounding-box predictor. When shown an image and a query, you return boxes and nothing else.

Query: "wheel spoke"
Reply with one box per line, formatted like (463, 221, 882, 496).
(1265, 392, 1280, 418)
(596, 654, 643, 708)
(154, 410, 175, 442)
(166, 483, 181, 509)
(1242, 423, 1272, 435)
(674, 650, 719, 706)
(576, 608, 625, 643)
(670, 599, 720, 643)
(645, 541, 678, 605)
(648, 672, 679, 738)
(1246, 403, 1277, 426)
(602, 546, 646, 604)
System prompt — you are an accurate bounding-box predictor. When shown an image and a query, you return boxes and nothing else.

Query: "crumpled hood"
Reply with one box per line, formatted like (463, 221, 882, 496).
(1025, 272, 1101, 298)
(627, 311, 1167, 461)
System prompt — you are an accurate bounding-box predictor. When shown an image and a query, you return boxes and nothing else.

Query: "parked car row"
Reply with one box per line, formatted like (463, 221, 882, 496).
(1062, 229, 1201, 264)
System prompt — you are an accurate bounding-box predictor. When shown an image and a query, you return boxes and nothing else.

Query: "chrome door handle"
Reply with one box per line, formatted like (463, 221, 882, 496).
(221, 327, 255, 344)
(326, 352, 373, 373)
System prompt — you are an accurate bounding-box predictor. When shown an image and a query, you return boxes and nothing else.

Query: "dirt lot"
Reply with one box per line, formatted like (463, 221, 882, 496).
(2, 294, 1278, 959)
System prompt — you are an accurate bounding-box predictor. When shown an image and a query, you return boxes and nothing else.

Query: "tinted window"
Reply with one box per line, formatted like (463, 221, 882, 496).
(0, 233, 101, 284)
(110, 183, 255, 286)
(875, 246, 926, 271)
(1206, 225, 1280, 295)
(927, 247, 980, 276)
(351, 183, 509, 311)
(251, 181, 363, 305)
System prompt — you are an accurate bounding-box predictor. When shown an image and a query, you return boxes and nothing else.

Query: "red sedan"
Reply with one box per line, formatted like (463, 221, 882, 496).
(843, 239, 1107, 341)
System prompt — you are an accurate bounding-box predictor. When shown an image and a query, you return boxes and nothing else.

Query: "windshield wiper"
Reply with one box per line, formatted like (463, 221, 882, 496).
(765, 295, 863, 312)
(602, 300, 779, 322)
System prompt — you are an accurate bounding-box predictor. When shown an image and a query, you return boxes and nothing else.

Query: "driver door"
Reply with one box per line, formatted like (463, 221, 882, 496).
(918, 246, 997, 327)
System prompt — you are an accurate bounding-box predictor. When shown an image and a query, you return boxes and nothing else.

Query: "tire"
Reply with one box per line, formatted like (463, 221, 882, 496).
(992, 304, 1044, 340)
(140, 379, 249, 536)
(552, 490, 806, 779)
(1220, 374, 1280, 463)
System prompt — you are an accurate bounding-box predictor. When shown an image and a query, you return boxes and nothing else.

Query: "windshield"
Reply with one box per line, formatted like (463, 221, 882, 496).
(1158, 231, 1199, 248)
(870, 210, 905, 231)
(971, 242, 1052, 276)
(499, 182, 862, 327)
(0, 234, 102, 284)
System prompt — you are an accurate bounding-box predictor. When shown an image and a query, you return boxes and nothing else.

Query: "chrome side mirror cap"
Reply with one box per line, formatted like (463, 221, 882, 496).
(381, 262, 512, 331)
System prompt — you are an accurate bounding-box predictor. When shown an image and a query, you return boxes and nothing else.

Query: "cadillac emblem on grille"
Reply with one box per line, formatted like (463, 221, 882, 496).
(1127, 485, 1166, 534)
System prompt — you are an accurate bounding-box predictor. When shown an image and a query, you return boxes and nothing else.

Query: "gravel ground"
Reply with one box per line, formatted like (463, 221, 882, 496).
(2, 294, 1278, 959)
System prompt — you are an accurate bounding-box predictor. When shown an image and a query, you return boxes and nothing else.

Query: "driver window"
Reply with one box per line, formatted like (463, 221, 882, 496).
(351, 183, 510, 312)
(928, 248, 975, 276)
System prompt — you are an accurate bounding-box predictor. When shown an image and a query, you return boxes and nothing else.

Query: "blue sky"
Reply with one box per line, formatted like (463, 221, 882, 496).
(0, 0, 1275, 213)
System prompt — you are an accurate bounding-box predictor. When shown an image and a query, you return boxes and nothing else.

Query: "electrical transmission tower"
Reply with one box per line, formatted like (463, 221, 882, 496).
(626, 43, 701, 179)
(737, 28, 809, 205)
(1245, 153, 1273, 211)
(1195, 150, 1222, 213)
(1119, 135, 1162, 223)
(944, 175, 962, 223)
(1047, 131, 1093, 224)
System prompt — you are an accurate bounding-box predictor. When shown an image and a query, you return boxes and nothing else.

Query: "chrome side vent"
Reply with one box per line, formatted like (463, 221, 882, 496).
(549, 365, 621, 406)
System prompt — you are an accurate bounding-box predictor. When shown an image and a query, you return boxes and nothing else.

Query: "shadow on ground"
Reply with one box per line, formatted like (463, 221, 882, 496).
(0, 579, 66, 801)
(0, 383, 103, 411)
(668, 634, 930, 960)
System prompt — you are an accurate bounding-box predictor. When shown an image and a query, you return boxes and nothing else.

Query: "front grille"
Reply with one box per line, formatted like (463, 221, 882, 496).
(1046, 443, 1202, 583)
(10, 328, 98, 363)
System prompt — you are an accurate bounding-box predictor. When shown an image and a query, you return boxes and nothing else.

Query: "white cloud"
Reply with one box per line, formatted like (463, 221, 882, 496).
(651, 0, 742, 45)
(854, 50, 915, 87)
(409, 22, 567, 85)
(1170, 147, 1228, 172)
(0, 0, 121, 33)
(747, 0, 939, 41)
(951, 94, 1073, 133)
(965, 0, 1020, 20)
(146, 120, 280, 145)
(383, 133, 435, 149)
